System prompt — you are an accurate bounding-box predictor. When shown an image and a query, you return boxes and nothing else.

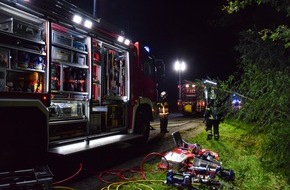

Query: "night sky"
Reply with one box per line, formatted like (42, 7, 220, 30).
(70, 0, 241, 104)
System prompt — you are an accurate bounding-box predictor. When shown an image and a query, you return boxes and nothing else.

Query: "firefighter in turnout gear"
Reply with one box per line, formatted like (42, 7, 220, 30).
(204, 85, 220, 140)
(158, 91, 169, 133)
(204, 80, 230, 140)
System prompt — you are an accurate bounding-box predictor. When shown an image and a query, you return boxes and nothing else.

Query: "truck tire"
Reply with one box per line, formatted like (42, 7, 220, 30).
(133, 108, 150, 144)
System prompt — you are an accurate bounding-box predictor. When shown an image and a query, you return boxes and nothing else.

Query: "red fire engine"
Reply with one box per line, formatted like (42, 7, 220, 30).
(0, 0, 164, 171)
(177, 79, 206, 115)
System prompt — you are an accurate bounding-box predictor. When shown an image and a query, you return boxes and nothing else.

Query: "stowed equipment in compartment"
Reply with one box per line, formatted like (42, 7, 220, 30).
(104, 49, 126, 97)
(63, 66, 87, 92)
(49, 99, 87, 142)
(49, 23, 90, 144)
(0, 14, 44, 42)
(90, 39, 129, 135)
(91, 39, 128, 103)
(90, 104, 125, 134)
(106, 104, 125, 129)
(50, 23, 89, 94)
(0, 3, 47, 95)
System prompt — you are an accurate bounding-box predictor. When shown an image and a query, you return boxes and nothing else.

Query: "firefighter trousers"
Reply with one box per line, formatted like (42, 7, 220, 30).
(205, 119, 220, 140)
(159, 113, 169, 133)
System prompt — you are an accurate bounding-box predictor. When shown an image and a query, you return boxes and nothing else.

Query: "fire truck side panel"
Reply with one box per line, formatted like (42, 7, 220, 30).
(131, 42, 159, 121)
(124, 42, 159, 143)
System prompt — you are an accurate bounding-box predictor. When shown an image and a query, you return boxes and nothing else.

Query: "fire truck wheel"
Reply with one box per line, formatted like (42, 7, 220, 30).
(134, 108, 150, 144)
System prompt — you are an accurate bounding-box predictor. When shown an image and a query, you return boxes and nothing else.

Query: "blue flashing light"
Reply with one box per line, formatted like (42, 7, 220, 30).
(144, 46, 150, 53)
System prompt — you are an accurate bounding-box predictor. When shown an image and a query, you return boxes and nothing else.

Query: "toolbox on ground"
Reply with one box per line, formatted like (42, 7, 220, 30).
(0, 165, 53, 190)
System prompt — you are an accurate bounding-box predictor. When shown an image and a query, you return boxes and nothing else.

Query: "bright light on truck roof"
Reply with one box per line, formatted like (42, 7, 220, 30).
(117, 35, 131, 46)
(84, 19, 92, 29)
(73, 15, 82, 24)
(124, 39, 130, 45)
(72, 14, 92, 29)
(118, 36, 125, 43)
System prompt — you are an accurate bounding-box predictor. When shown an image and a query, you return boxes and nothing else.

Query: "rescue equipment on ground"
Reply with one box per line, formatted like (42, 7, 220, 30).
(158, 131, 235, 189)
(0, 165, 53, 190)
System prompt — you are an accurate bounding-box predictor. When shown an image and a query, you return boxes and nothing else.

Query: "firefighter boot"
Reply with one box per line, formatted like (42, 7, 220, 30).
(213, 122, 219, 140)
(214, 134, 219, 141)
(207, 134, 212, 140)
(206, 130, 212, 140)
(206, 122, 212, 140)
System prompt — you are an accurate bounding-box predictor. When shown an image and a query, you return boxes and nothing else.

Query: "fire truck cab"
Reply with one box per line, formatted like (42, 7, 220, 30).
(0, 0, 164, 171)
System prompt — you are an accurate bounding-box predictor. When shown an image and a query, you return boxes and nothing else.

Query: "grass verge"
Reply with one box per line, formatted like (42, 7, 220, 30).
(101, 121, 290, 190)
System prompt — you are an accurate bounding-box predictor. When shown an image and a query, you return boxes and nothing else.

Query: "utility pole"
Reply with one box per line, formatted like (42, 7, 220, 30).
(93, 0, 97, 17)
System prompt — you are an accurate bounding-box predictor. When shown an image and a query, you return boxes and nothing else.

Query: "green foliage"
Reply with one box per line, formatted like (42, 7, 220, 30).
(260, 26, 290, 48)
(223, 0, 253, 14)
(223, 0, 290, 15)
(190, 122, 290, 189)
(217, 0, 290, 181)
(223, 4, 290, 127)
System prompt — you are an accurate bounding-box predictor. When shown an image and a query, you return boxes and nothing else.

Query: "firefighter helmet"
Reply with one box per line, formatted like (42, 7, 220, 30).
(160, 91, 167, 98)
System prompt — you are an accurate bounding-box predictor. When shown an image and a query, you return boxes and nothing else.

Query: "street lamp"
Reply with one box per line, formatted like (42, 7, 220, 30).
(174, 60, 186, 100)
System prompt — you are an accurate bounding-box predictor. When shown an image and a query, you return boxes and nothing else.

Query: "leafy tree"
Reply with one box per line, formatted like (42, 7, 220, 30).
(222, 0, 290, 177)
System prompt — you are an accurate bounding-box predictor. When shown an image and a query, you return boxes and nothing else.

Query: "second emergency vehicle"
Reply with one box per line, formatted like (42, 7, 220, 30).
(177, 79, 206, 115)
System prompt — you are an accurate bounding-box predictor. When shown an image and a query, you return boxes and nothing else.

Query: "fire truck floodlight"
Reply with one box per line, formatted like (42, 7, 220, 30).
(117, 35, 131, 46)
(73, 15, 82, 24)
(72, 14, 92, 29)
(118, 36, 124, 43)
(84, 19, 93, 29)
(124, 39, 130, 45)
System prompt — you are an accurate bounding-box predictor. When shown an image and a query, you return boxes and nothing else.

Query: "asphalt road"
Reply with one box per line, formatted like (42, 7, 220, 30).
(50, 113, 204, 190)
